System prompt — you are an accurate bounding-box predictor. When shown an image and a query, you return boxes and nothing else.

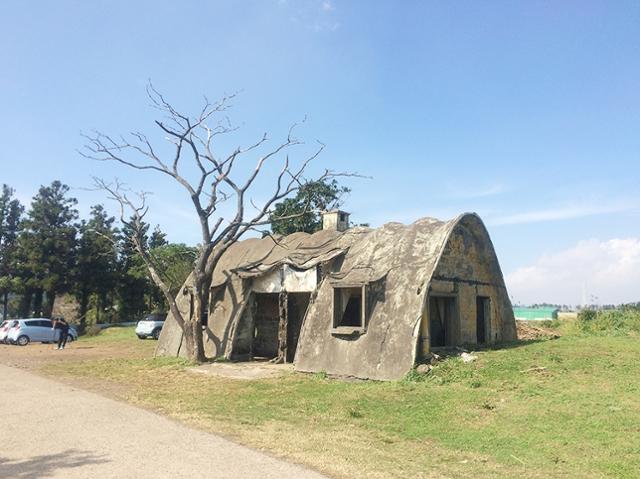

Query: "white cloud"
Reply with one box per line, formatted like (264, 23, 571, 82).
(321, 1, 335, 12)
(446, 182, 507, 199)
(490, 201, 638, 226)
(505, 238, 640, 305)
(281, 0, 340, 32)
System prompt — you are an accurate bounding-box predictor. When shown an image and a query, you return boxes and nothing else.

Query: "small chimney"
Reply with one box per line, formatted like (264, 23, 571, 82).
(321, 209, 350, 232)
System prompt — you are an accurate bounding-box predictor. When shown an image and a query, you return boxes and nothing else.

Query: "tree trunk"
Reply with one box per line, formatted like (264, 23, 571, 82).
(33, 289, 44, 317)
(132, 232, 212, 363)
(2, 291, 8, 321)
(181, 276, 208, 363)
(19, 289, 33, 317)
(44, 290, 55, 318)
(274, 291, 289, 364)
(96, 294, 101, 324)
(79, 289, 89, 332)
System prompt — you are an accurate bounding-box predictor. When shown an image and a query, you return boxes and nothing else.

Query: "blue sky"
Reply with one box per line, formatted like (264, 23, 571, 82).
(1, 1, 639, 304)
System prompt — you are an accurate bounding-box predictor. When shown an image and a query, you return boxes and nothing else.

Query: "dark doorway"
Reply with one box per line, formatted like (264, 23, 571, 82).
(429, 296, 457, 347)
(476, 296, 490, 344)
(252, 293, 280, 358)
(248, 292, 311, 362)
(286, 293, 311, 363)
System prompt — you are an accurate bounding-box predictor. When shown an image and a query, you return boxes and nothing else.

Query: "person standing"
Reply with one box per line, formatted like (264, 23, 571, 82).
(52, 316, 69, 350)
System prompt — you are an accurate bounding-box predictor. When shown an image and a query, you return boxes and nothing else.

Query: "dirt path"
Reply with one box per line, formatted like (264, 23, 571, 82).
(0, 339, 155, 370)
(0, 365, 328, 479)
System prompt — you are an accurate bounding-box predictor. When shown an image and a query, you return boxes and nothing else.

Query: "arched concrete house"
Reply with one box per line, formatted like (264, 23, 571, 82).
(156, 212, 516, 381)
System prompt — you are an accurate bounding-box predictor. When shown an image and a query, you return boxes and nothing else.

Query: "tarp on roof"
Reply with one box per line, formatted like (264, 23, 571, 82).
(211, 228, 370, 286)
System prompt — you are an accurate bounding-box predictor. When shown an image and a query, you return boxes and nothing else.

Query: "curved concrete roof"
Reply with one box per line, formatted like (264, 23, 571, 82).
(209, 214, 482, 288)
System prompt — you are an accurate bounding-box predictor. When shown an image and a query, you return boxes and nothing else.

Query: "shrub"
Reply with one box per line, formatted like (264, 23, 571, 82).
(578, 309, 597, 323)
(311, 371, 328, 380)
(402, 368, 428, 383)
(83, 324, 102, 337)
(538, 319, 562, 329)
(575, 308, 640, 335)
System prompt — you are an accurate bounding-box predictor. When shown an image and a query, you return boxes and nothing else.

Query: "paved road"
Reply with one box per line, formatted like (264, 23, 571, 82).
(0, 365, 328, 479)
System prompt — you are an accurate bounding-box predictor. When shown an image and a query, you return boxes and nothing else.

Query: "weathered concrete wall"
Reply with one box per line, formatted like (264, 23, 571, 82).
(295, 270, 422, 380)
(294, 219, 453, 381)
(231, 293, 256, 359)
(252, 265, 317, 294)
(204, 276, 251, 358)
(156, 228, 356, 360)
(155, 275, 192, 358)
(424, 214, 516, 348)
(321, 210, 349, 232)
(155, 274, 251, 359)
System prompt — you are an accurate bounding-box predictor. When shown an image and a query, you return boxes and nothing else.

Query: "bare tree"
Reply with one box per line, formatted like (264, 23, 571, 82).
(81, 83, 347, 362)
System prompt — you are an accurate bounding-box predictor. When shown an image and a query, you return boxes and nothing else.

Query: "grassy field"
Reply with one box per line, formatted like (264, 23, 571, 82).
(40, 318, 640, 479)
(81, 325, 148, 343)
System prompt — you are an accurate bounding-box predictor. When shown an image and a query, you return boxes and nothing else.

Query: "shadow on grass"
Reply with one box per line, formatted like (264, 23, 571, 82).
(0, 449, 109, 478)
(479, 338, 557, 351)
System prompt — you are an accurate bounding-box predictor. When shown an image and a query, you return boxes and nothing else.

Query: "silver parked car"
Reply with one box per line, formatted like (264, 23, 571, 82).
(135, 313, 166, 340)
(6, 318, 78, 346)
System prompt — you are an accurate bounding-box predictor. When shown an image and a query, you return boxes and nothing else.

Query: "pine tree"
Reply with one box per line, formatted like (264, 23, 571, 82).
(149, 225, 168, 249)
(17, 181, 78, 316)
(146, 225, 170, 309)
(75, 205, 119, 328)
(0, 185, 24, 321)
(116, 217, 150, 321)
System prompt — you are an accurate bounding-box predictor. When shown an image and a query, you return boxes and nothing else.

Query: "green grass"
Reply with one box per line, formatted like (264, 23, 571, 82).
(573, 308, 640, 335)
(43, 322, 640, 479)
(80, 325, 140, 343)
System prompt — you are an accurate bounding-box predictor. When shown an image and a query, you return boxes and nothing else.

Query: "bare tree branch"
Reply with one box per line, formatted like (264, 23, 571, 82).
(85, 83, 360, 362)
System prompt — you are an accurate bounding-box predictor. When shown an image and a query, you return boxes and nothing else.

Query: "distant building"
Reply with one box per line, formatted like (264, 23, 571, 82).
(513, 307, 558, 321)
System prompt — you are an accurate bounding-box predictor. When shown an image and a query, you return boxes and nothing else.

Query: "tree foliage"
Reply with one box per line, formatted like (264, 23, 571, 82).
(116, 217, 152, 320)
(270, 179, 351, 235)
(0, 185, 24, 320)
(75, 205, 119, 327)
(17, 181, 78, 316)
(129, 243, 196, 304)
(0, 181, 196, 324)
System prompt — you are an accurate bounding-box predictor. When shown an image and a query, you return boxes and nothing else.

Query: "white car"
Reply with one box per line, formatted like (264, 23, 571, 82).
(0, 320, 12, 343)
(7, 319, 78, 346)
(135, 313, 166, 340)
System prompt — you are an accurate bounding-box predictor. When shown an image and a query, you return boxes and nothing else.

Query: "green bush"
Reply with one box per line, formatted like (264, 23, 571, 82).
(575, 308, 640, 335)
(83, 324, 103, 337)
(578, 309, 597, 323)
(538, 319, 562, 329)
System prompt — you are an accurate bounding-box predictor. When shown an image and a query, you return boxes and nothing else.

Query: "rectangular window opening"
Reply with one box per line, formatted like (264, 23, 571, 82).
(332, 286, 366, 334)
